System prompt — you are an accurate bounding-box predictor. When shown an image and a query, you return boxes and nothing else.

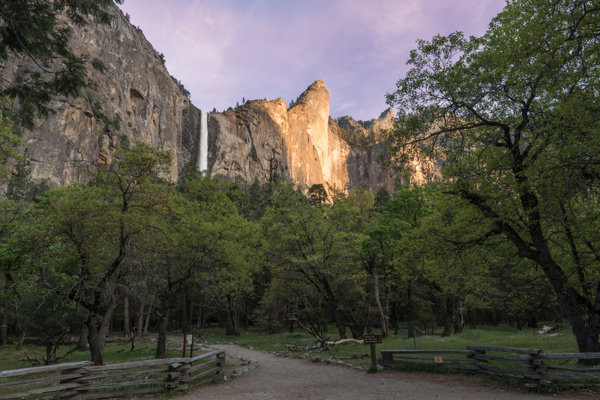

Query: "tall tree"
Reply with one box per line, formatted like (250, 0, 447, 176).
(36, 140, 172, 364)
(386, 0, 600, 354)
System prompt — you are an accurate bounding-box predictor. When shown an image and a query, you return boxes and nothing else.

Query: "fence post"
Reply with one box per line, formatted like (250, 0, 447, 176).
(468, 348, 486, 372)
(381, 350, 393, 368)
(60, 366, 90, 395)
(522, 354, 549, 388)
(215, 351, 226, 381)
(167, 361, 191, 391)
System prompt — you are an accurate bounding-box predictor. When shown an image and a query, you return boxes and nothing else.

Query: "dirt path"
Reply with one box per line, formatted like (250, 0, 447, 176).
(181, 345, 595, 400)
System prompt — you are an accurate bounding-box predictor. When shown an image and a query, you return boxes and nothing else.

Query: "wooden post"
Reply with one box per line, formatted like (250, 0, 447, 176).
(364, 334, 382, 370)
(381, 350, 393, 367)
(215, 351, 226, 381)
(522, 353, 548, 388)
(189, 334, 195, 359)
(370, 343, 377, 369)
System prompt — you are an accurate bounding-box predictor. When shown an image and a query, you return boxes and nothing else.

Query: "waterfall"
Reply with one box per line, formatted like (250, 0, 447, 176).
(197, 110, 208, 173)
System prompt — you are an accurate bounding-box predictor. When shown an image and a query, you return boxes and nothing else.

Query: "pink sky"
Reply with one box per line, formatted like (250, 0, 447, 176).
(118, 0, 506, 121)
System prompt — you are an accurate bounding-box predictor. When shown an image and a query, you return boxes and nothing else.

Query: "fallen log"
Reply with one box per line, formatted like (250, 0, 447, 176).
(326, 339, 364, 346)
(338, 354, 370, 359)
(284, 344, 321, 352)
(535, 326, 558, 336)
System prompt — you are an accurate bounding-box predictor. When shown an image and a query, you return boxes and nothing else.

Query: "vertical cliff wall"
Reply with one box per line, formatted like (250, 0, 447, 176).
(1, 6, 190, 187)
(1, 4, 431, 193)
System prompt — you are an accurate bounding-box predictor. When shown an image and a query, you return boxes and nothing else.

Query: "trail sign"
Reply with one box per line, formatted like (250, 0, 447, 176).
(363, 334, 382, 344)
(364, 334, 383, 369)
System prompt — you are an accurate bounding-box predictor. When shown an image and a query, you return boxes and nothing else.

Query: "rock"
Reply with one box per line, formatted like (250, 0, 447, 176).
(377, 364, 384, 371)
(345, 363, 353, 368)
(353, 366, 363, 370)
(1, 3, 190, 187)
(248, 365, 257, 371)
(1, 2, 438, 194)
(337, 361, 344, 365)
(321, 358, 336, 365)
(241, 367, 249, 374)
(230, 373, 238, 379)
(311, 356, 322, 363)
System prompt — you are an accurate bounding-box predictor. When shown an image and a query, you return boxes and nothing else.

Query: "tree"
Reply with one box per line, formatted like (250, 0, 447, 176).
(36, 140, 172, 364)
(386, 0, 600, 355)
(261, 183, 368, 339)
(0, 115, 23, 184)
(0, 0, 123, 129)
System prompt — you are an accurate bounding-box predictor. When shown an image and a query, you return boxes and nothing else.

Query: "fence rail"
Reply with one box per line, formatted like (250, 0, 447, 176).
(0, 349, 226, 400)
(381, 346, 600, 389)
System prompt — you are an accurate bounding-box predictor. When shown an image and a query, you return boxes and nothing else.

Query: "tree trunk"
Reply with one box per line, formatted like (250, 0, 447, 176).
(407, 281, 415, 338)
(225, 300, 240, 336)
(268, 299, 278, 335)
(515, 312, 523, 331)
(98, 295, 118, 352)
(123, 296, 130, 337)
(441, 297, 452, 337)
(372, 265, 388, 337)
(77, 324, 89, 351)
(86, 314, 103, 365)
(198, 301, 205, 329)
(143, 302, 152, 336)
(0, 298, 7, 346)
(155, 308, 170, 358)
(527, 310, 537, 329)
(350, 324, 364, 340)
(188, 300, 195, 329)
(334, 310, 347, 339)
(468, 307, 477, 329)
(181, 289, 188, 332)
(136, 303, 144, 337)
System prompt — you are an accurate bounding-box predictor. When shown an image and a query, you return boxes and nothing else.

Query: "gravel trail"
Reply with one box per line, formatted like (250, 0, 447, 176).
(180, 344, 594, 400)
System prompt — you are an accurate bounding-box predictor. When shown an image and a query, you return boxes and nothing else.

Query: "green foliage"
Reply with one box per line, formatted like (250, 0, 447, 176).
(386, 0, 600, 354)
(0, 114, 24, 184)
(91, 57, 107, 74)
(308, 183, 328, 205)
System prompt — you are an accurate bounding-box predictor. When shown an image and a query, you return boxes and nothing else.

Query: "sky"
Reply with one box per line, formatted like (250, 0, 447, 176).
(118, 0, 507, 121)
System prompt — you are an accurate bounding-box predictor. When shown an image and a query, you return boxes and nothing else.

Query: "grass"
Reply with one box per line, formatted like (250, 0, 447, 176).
(0, 324, 579, 371)
(0, 324, 587, 395)
(194, 323, 578, 354)
(0, 337, 182, 371)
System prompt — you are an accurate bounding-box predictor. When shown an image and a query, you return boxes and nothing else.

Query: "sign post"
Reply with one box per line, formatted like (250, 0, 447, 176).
(183, 332, 194, 358)
(363, 334, 382, 370)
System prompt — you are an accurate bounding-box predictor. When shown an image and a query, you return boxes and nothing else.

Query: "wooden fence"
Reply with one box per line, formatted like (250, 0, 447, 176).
(381, 346, 600, 389)
(0, 348, 225, 400)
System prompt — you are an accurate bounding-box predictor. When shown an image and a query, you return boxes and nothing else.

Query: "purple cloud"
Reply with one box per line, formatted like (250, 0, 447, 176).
(119, 0, 506, 120)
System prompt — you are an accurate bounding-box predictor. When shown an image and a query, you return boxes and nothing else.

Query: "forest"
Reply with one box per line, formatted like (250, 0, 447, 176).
(0, 140, 564, 366)
(1, 0, 600, 367)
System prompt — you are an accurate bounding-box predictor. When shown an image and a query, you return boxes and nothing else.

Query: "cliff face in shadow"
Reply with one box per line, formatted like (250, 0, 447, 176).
(1, 5, 190, 187)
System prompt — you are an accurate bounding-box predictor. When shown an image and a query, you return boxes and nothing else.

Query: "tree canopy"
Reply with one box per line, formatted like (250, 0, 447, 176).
(385, 0, 600, 354)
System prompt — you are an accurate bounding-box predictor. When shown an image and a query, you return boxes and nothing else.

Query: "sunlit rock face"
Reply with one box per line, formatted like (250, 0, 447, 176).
(1, 6, 190, 187)
(2, 3, 428, 193)
(184, 80, 402, 193)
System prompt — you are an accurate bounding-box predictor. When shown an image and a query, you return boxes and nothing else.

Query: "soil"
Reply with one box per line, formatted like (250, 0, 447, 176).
(178, 344, 600, 400)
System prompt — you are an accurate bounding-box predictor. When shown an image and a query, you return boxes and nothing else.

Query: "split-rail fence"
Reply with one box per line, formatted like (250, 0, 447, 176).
(381, 346, 600, 389)
(0, 348, 225, 400)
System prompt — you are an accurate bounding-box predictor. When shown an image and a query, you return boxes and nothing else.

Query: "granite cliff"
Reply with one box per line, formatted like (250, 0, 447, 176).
(1, 4, 431, 193)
